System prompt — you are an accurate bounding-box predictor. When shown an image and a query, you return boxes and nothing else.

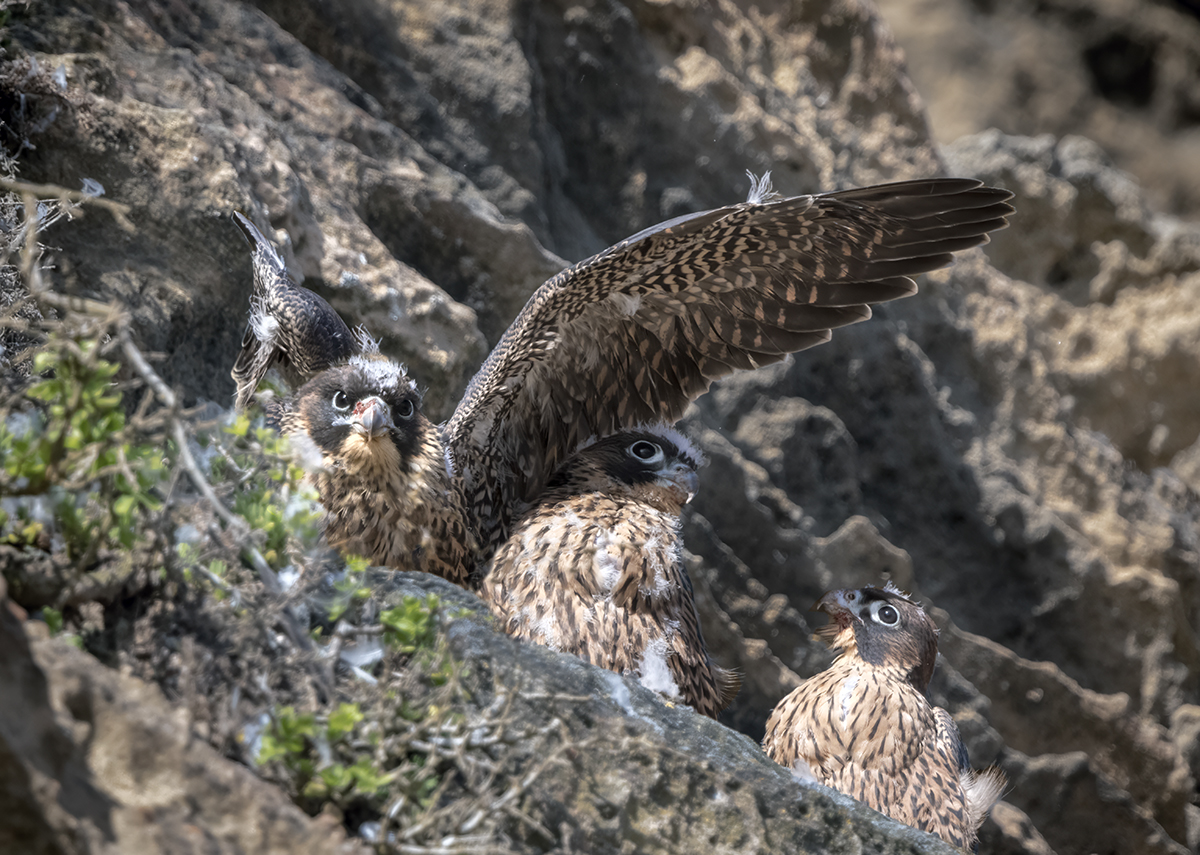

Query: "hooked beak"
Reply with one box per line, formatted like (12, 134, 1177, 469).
(350, 396, 393, 439)
(812, 589, 864, 624)
(659, 461, 700, 504)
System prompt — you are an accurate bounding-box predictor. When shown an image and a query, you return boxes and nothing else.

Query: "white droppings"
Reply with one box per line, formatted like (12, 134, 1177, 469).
(601, 670, 636, 716)
(339, 637, 384, 669)
(241, 712, 271, 763)
(173, 523, 203, 546)
(789, 757, 818, 784)
(348, 665, 378, 684)
(277, 565, 300, 591)
(597, 670, 664, 735)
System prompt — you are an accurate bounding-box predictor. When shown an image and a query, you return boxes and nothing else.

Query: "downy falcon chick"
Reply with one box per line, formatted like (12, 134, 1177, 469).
(272, 353, 475, 587)
(762, 584, 1005, 851)
(231, 214, 473, 584)
(479, 426, 739, 718)
(234, 178, 1014, 579)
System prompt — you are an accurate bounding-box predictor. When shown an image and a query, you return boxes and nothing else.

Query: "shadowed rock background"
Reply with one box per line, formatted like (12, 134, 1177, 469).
(3, 0, 1199, 853)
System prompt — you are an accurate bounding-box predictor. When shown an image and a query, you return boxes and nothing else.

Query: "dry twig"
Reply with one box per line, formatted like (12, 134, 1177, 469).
(0, 176, 135, 231)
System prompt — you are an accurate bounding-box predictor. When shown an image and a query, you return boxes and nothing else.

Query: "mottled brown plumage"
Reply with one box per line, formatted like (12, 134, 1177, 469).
(480, 427, 739, 717)
(445, 177, 1014, 556)
(232, 177, 1013, 586)
(762, 584, 1005, 851)
(274, 356, 474, 585)
(230, 212, 362, 411)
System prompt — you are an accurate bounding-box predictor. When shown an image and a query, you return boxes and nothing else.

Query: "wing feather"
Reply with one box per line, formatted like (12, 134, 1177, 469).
(447, 179, 1013, 548)
(230, 212, 359, 410)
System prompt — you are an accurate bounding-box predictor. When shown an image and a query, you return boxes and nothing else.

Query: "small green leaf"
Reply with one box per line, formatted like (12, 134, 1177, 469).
(327, 703, 364, 740)
(42, 607, 63, 635)
(113, 494, 136, 518)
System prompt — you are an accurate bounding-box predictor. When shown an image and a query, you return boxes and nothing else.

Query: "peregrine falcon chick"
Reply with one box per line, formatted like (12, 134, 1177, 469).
(235, 177, 1013, 582)
(480, 426, 739, 718)
(445, 178, 1015, 558)
(230, 212, 362, 410)
(274, 354, 474, 586)
(762, 584, 1005, 851)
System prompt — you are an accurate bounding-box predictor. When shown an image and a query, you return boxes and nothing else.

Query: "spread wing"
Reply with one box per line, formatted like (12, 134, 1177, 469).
(230, 212, 361, 409)
(444, 178, 1013, 548)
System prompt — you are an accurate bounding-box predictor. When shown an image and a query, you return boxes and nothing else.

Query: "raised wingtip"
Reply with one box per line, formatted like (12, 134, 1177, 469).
(231, 210, 263, 247)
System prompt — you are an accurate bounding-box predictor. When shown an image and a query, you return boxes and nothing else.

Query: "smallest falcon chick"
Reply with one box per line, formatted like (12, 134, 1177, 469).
(230, 212, 362, 410)
(480, 426, 739, 718)
(275, 354, 473, 586)
(763, 584, 1004, 851)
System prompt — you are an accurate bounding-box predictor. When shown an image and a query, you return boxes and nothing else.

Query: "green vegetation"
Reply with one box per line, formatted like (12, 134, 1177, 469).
(0, 341, 166, 561)
(0, 171, 518, 854)
(381, 594, 439, 653)
(256, 703, 403, 806)
(217, 412, 321, 570)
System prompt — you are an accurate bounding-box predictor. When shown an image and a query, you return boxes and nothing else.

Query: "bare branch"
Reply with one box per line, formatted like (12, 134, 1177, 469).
(0, 176, 135, 231)
(116, 325, 318, 660)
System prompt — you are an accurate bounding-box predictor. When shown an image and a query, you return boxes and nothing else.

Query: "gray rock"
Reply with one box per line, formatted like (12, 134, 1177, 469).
(3, 0, 1200, 853)
(0, 576, 368, 855)
(370, 573, 966, 855)
(875, 0, 1200, 218)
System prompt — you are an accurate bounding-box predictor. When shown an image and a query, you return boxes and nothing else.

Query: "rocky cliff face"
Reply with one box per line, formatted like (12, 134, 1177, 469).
(876, 0, 1200, 219)
(2, 1, 1198, 854)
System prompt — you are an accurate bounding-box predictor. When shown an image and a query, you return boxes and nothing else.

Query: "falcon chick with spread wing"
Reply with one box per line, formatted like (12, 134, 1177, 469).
(232, 178, 1013, 588)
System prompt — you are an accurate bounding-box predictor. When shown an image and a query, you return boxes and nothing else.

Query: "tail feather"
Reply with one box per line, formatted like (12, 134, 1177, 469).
(716, 665, 742, 711)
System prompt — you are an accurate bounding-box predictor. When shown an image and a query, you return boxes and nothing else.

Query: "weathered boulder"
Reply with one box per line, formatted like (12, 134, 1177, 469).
(0, 576, 368, 855)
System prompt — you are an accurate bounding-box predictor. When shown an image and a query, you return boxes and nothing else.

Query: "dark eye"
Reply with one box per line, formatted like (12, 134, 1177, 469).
(872, 603, 900, 626)
(628, 440, 663, 463)
(332, 391, 350, 411)
(395, 398, 415, 420)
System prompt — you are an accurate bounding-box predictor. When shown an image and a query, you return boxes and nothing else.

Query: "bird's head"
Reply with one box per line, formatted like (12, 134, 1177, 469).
(284, 355, 430, 476)
(562, 425, 704, 509)
(813, 582, 939, 690)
